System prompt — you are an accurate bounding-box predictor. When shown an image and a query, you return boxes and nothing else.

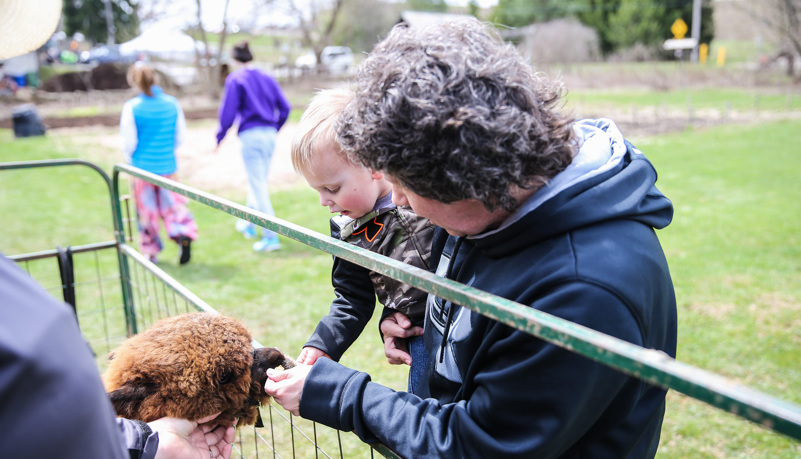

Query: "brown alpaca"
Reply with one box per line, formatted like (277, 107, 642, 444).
(102, 312, 294, 427)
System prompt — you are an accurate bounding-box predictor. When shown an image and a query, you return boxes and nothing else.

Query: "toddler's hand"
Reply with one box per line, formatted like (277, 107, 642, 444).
(381, 311, 423, 366)
(296, 346, 330, 365)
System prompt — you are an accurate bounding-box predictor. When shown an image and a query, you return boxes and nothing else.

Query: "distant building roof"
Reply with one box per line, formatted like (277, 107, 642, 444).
(398, 11, 475, 29)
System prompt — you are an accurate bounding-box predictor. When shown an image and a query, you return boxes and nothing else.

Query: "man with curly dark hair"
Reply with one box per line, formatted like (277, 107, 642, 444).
(267, 18, 677, 458)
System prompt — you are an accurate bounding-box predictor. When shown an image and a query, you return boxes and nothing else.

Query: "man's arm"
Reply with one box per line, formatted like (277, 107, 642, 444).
(1, 253, 131, 459)
(284, 284, 645, 458)
(0, 254, 235, 459)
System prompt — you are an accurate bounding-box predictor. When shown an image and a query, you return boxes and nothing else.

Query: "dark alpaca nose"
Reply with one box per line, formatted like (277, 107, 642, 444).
(250, 347, 295, 395)
(253, 347, 295, 370)
(247, 347, 295, 428)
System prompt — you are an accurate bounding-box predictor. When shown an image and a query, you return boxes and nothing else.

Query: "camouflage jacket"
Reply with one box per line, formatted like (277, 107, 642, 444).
(303, 204, 434, 362)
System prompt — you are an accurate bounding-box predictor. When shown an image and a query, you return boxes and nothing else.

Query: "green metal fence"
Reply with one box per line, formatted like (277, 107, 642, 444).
(1, 159, 398, 459)
(112, 163, 801, 443)
(3, 158, 801, 453)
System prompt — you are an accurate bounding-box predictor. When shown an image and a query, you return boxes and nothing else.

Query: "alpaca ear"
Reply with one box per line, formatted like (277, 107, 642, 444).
(107, 381, 157, 418)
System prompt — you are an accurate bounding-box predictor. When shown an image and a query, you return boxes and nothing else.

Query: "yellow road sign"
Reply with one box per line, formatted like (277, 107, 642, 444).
(671, 18, 688, 39)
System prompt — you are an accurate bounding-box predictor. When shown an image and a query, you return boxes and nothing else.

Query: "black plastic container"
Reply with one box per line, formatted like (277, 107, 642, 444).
(12, 104, 46, 138)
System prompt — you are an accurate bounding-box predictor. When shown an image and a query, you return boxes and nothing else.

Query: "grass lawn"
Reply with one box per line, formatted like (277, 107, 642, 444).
(640, 120, 801, 457)
(1, 117, 799, 457)
(565, 86, 801, 115)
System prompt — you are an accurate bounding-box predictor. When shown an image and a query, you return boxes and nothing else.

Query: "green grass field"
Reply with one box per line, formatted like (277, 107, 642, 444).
(566, 86, 801, 114)
(1, 116, 799, 457)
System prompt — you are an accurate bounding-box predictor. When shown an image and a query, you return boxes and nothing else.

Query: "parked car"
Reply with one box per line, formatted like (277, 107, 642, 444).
(320, 46, 353, 74)
(294, 51, 316, 69)
(294, 46, 354, 75)
(80, 45, 136, 64)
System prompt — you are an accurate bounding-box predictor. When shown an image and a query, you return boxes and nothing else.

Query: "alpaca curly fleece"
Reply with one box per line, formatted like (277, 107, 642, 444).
(102, 312, 294, 427)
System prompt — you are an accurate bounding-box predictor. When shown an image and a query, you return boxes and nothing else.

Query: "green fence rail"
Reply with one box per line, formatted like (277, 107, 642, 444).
(111, 162, 801, 443)
(3, 159, 800, 447)
(1, 159, 402, 459)
(1, 158, 138, 332)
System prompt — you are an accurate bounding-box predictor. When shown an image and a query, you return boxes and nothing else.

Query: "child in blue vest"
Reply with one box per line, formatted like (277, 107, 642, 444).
(121, 62, 198, 265)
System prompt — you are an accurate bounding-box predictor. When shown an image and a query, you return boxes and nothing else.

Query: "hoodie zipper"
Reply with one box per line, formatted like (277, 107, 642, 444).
(438, 236, 464, 364)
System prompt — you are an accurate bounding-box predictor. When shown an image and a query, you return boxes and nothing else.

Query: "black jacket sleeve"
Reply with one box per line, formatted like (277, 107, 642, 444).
(0, 253, 157, 459)
(117, 419, 160, 459)
(303, 220, 377, 361)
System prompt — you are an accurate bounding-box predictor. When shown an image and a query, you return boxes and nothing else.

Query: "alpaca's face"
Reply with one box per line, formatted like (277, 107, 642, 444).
(237, 346, 296, 426)
(102, 313, 294, 426)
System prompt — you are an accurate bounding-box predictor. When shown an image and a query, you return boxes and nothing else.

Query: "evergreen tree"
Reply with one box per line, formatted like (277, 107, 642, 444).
(570, 0, 616, 56)
(492, 0, 571, 28)
(570, 0, 714, 57)
(406, 0, 448, 13)
(62, 0, 140, 45)
(333, 0, 403, 53)
(468, 0, 480, 17)
(607, 0, 665, 50)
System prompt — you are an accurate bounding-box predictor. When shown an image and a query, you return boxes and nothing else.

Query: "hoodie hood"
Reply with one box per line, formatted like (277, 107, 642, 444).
(473, 118, 673, 258)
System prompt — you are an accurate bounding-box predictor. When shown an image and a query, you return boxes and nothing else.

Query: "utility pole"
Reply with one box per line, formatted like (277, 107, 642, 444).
(690, 0, 702, 62)
(103, 0, 116, 46)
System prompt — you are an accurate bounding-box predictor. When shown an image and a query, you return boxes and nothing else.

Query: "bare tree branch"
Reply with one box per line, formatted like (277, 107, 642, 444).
(283, 0, 348, 65)
(729, 0, 800, 76)
(217, 0, 231, 65)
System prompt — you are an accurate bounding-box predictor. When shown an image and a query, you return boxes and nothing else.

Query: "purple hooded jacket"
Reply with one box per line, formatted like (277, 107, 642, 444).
(216, 67, 291, 144)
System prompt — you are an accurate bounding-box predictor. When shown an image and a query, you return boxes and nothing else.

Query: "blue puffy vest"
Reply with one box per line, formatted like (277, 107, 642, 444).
(130, 86, 179, 175)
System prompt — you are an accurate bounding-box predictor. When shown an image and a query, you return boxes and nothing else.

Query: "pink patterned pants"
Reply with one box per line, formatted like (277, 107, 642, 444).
(133, 175, 198, 257)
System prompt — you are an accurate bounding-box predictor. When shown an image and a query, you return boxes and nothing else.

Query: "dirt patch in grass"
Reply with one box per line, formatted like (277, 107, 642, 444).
(49, 120, 304, 196)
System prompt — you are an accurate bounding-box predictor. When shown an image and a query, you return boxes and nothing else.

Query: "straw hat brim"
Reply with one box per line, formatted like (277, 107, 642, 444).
(0, 0, 63, 60)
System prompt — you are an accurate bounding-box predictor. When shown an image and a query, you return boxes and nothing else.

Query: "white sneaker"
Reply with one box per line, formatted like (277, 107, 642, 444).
(253, 236, 281, 252)
(236, 220, 257, 239)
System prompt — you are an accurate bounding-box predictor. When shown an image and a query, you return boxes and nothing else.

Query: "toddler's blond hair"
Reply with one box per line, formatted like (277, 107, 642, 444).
(291, 86, 355, 176)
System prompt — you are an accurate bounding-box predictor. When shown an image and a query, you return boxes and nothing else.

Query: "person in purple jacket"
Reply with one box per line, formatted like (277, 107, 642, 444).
(216, 41, 291, 252)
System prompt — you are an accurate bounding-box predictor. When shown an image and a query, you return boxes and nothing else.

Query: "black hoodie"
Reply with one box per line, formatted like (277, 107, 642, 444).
(0, 253, 159, 458)
(300, 119, 677, 459)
